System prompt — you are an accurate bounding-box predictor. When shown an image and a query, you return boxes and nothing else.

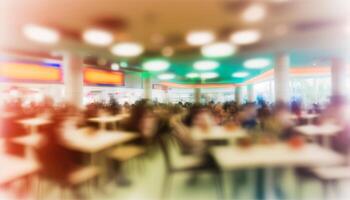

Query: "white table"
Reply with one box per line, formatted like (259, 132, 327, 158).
(17, 118, 51, 134)
(11, 133, 44, 159)
(294, 124, 342, 148)
(191, 126, 247, 142)
(211, 143, 345, 199)
(0, 154, 40, 185)
(88, 114, 129, 130)
(61, 129, 138, 154)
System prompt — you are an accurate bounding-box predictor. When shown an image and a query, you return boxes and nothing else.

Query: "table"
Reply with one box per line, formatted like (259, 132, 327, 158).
(11, 133, 44, 159)
(0, 154, 40, 185)
(191, 126, 247, 142)
(294, 124, 342, 147)
(210, 143, 345, 199)
(17, 118, 51, 134)
(61, 129, 138, 154)
(88, 114, 130, 130)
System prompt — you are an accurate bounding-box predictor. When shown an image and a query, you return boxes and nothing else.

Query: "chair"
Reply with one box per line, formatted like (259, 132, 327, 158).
(107, 145, 146, 186)
(159, 136, 223, 200)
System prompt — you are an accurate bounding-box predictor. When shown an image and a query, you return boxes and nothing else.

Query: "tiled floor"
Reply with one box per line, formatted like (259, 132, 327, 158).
(88, 144, 350, 200)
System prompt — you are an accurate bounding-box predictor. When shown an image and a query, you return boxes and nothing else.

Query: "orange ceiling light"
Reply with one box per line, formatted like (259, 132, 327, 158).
(84, 68, 124, 85)
(0, 62, 61, 82)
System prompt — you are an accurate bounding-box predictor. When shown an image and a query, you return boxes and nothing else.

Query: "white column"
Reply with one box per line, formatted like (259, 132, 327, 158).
(274, 53, 290, 102)
(331, 57, 347, 97)
(247, 84, 254, 102)
(235, 86, 242, 104)
(194, 88, 201, 103)
(143, 77, 152, 100)
(63, 52, 83, 107)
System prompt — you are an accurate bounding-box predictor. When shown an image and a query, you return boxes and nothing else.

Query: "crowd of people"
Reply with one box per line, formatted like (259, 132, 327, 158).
(1, 95, 350, 199)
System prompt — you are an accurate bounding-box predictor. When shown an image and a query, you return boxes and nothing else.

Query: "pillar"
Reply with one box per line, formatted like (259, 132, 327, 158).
(235, 86, 242, 104)
(274, 53, 290, 102)
(331, 57, 347, 98)
(194, 88, 201, 103)
(247, 84, 254, 102)
(143, 77, 152, 100)
(63, 52, 83, 107)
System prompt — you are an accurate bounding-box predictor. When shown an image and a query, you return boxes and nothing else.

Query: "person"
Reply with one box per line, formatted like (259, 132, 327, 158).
(239, 103, 258, 129)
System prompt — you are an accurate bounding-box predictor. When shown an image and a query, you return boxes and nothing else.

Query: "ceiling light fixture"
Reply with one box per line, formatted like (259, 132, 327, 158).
(111, 42, 144, 57)
(201, 42, 236, 58)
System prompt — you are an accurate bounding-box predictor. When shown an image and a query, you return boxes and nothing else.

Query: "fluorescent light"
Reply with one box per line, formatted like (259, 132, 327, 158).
(201, 42, 236, 58)
(242, 4, 266, 23)
(83, 28, 114, 46)
(244, 58, 270, 69)
(186, 72, 200, 78)
(232, 72, 249, 78)
(23, 24, 60, 44)
(111, 42, 144, 57)
(193, 60, 219, 71)
(142, 60, 170, 71)
(186, 31, 215, 46)
(111, 63, 120, 71)
(158, 73, 175, 80)
(230, 30, 261, 45)
(200, 72, 218, 79)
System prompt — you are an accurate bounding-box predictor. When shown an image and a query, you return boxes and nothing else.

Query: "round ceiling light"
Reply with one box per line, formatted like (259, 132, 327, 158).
(111, 42, 144, 57)
(83, 28, 114, 46)
(111, 63, 120, 71)
(200, 72, 219, 79)
(230, 30, 261, 45)
(244, 58, 270, 69)
(193, 60, 219, 71)
(186, 31, 215, 46)
(186, 72, 200, 78)
(201, 42, 236, 58)
(232, 72, 249, 78)
(158, 73, 175, 80)
(142, 60, 170, 71)
(23, 24, 60, 44)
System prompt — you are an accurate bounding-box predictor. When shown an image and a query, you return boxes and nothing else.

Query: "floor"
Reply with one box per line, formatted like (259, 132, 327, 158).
(3, 143, 350, 200)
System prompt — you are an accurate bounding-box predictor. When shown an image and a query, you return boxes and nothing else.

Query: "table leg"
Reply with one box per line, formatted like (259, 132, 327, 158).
(222, 171, 232, 200)
(264, 168, 274, 200)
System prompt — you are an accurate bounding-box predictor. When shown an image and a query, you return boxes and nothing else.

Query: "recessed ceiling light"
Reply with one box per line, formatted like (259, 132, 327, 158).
(158, 73, 175, 80)
(200, 72, 218, 79)
(23, 24, 60, 44)
(242, 4, 266, 23)
(83, 28, 114, 46)
(230, 30, 261, 45)
(244, 58, 270, 69)
(111, 63, 120, 71)
(186, 72, 200, 78)
(111, 42, 144, 57)
(232, 72, 249, 78)
(142, 60, 170, 71)
(193, 60, 219, 71)
(201, 42, 237, 58)
(186, 31, 215, 46)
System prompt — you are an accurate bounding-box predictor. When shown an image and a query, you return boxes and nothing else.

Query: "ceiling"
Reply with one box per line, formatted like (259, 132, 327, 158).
(1, 0, 350, 84)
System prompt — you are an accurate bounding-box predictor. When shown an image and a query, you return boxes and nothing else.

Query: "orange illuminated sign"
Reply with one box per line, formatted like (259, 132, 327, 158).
(0, 62, 62, 82)
(84, 68, 124, 85)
